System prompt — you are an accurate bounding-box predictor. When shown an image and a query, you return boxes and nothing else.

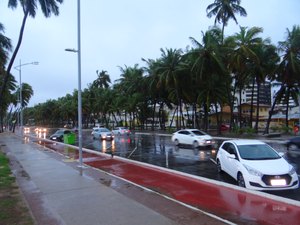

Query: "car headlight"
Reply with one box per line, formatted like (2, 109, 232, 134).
(289, 166, 296, 176)
(243, 164, 263, 177)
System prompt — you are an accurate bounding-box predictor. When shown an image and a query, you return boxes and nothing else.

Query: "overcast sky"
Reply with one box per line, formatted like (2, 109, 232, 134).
(1, 0, 299, 107)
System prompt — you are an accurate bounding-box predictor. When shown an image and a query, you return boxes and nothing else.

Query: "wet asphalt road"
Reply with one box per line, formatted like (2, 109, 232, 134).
(43, 129, 300, 201)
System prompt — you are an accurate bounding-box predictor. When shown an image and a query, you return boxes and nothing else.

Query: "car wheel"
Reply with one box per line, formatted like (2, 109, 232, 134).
(217, 160, 222, 173)
(237, 172, 246, 188)
(174, 139, 180, 146)
(288, 144, 298, 151)
(193, 141, 199, 148)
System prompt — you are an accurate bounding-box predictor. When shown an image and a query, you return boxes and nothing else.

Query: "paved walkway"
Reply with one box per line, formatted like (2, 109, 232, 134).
(1, 132, 300, 225)
(0, 132, 228, 225)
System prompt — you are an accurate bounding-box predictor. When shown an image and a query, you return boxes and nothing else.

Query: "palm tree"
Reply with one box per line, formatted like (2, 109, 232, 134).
(0, 0, 64, 109)
(226, 26, 263, 128)
(189, 27, 228, 131)
(265, 25, 300, 133)
(0, 23, 12, 65)
(249, 41, 279, 132)
(156, 48, 187, 129)
(115, 64, 145, 128)
(0, 23, 12, 131)
(206, 0, 247, 42)
(0, 73, 17, 131)
(92, 70, 111, 89)
(19, 83, 34, 107)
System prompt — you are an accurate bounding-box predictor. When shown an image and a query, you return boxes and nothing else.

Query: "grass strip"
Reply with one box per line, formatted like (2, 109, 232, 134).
(0, 151, 34, 225)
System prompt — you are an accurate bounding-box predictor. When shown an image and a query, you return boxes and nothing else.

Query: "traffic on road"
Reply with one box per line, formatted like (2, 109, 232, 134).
(31, 127, 300, 201)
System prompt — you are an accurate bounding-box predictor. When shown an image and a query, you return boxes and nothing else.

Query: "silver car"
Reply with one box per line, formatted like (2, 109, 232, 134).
(171, 129, 214, 148)
(112, 127, 131, 135)
(92, 128, 114, 140)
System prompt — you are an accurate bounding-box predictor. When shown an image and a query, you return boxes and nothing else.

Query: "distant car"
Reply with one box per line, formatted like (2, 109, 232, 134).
(50, 129, 73, 142)
(92, 127, 114, 140)
(24, 127, 30, 134)
(171, 129, 214, 148)
(220, 124, 229, 131)
(285, 137, 300, 157)
(216, 139, 299, 191)
(112, 127, 131, 135)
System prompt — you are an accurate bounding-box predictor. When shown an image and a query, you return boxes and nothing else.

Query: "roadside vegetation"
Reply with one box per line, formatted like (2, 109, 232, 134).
(0, 150, 34, 225)
(0, 0, 300, 135)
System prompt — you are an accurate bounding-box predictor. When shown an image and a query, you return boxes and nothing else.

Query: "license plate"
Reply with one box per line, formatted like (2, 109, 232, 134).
(270, 179, 286, 186)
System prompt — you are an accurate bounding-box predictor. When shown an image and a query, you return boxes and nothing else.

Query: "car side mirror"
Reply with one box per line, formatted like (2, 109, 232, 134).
(278, 152, 285, 157)
(228, 154, 236, 159)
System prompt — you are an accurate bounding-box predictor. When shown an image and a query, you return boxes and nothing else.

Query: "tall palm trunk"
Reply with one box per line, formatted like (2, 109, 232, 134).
(169, 107, 178, 130)
(254, 82, 261, 132)
(238, 88, 242, 128)
(203, 103, 209, 132)
(151, 100, 156, 131)
(285, 88, 290, 129)
(0, 11, 29, 107)
(264, 87, 283, 134)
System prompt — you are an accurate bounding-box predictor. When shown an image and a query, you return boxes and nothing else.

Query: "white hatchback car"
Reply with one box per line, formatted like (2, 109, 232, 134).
(112, 127, 131, 135)
(216, 139, 299, 190)
(171, 129, 214, 148)
(91, 127, 114, 140)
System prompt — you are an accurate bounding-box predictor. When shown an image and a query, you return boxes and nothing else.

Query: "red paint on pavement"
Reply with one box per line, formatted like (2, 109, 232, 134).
(43, 141, 300, 225)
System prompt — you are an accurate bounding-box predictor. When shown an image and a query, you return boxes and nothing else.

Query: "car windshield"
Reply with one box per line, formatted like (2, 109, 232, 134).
(237, 144, 281, 160)
(55, 130, 64, 135)
(100, 128, 110, 132)
(191, 130, 206, 136)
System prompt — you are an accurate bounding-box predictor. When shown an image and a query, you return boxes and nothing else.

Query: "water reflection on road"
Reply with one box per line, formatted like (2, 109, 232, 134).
(44, 129, 300, 201)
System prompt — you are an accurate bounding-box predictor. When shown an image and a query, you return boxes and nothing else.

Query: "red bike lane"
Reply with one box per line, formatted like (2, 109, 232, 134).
(46, 141, 300, 225)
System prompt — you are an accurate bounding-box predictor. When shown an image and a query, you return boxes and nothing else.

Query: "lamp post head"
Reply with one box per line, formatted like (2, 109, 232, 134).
(65, 48, 78, 53)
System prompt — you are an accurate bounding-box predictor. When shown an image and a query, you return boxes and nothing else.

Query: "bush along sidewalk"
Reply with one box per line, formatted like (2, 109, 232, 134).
(0, 150, 34, 225)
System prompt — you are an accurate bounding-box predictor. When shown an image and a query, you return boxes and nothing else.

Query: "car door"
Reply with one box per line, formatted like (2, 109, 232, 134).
(179, 130, 191, 145)
(94, 128, 100, 139)
(225, 144, 240, 178)
(220, 143, 239, 178)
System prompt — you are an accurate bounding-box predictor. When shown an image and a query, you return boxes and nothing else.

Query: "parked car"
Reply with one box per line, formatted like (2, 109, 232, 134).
(171, 129, 214, 148)
(92, 127, 114, 140)
(50, 129, 73, 142)
(220, 124, 229, 131)
(112, 127, 131, 135)
(285, 137, 300, 157)
(216, 139, 299, 191)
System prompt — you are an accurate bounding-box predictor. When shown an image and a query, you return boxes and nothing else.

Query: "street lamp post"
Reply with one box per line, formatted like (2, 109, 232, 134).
(14, 60, 39, 140)
(65, 0, 83, 175)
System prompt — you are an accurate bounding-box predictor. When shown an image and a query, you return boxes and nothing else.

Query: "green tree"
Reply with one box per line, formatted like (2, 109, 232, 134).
(206, 0, 247, 42)
(156, 48, 187, 129)
(17, 83, 34, 107)
(189, 27, 228, 131)
(142, 58, 171, 130)
(249, 41, 279, 132)
(92, 70, 111, 89)
(0, 23, 12, 131)
(265, 25, 300, 133)
(226, 26, 263, 128)
(0, 0, 64, 110)
(0, 23, 12, 65)
(115, 64, 146, 128)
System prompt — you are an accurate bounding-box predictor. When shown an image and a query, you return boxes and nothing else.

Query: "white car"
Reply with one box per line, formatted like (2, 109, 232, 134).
(112, 127, 131, 135)
(216, 139, 299, 191)
(92, 127, 114, 140)
(171, 129, 214, 148)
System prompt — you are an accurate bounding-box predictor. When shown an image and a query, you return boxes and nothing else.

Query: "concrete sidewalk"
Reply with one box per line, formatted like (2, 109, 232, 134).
(0, 132, 227, 225)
